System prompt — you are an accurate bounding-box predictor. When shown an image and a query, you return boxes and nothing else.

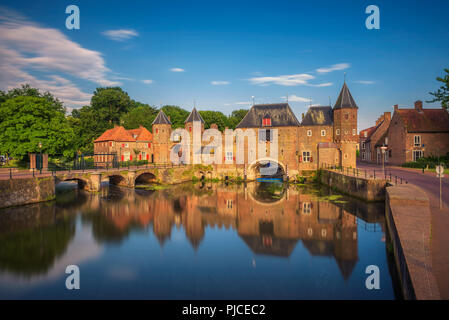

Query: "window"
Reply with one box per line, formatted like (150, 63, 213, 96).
(302, 202, 311, 215)
(352, 129, 356, 135)
(262, 117, 272, 126)
(345, 113, 349, 120)
(364, 132, 368, 137)
(336, 129, 340, 135)
(414, 135, 421, 147)
(226, 200, 233, 209)
(266, 129, 271, 142)
(361, 141, 366, 150)
(385, 137, 388, 145)
(173, 134, 181, 142)
(413, 150, 423, 161)
(226, 151, 233, 161)
(307, 130, 312, 137)
(259, 129, 271, 142)
(156, 129, 159, 134)
(302, 151, 311, 162)
(321, 130, 326, 137)
(148, 143, 151, 148)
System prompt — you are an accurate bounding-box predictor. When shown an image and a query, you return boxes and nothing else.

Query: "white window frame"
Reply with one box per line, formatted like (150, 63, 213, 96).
(414, 135, 421, 147)
(302, 151, 311, 162)
(413, 150, 423, 161)
(226, 151, 233, 161)
(352, 129, 356, 135)
(321, 129, 326, 137)
(307, 130, 312, 137)
(302, 202, 311, 215)
(336, 129, 340, 136)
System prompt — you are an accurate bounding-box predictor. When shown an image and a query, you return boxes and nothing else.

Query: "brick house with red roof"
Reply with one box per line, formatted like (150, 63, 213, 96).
(387, 101, 449, 165)
(94, 125, 153, 165)
(359, 111, 391, 164)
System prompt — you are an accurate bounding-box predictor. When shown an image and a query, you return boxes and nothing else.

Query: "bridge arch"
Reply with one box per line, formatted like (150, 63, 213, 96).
(56, 178, 89, 190)
(135, 172, 157, 185)
(248, 158, 286, 180)
(108, 174, 126, 186)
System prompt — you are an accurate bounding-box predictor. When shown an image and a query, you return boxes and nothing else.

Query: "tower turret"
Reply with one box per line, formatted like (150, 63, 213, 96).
(152, 110, 172, 163)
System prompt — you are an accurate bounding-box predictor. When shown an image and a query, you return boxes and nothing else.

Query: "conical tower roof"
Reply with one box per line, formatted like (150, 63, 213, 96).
(334, 82, 358, 109)
(185, 107, 205, 123)
(152, 109, 172, 125)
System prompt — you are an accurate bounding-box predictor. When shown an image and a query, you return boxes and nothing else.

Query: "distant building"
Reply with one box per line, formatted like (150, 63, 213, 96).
(387, 101, 449, 165)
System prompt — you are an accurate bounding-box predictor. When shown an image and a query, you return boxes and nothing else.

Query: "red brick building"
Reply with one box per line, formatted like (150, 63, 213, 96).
(387, 101, 449, 165)
(359, 112, 391, 164)
(93, 125, 153, 165)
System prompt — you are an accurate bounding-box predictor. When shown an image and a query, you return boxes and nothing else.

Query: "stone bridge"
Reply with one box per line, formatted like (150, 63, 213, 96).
(54, 165, 215, 192)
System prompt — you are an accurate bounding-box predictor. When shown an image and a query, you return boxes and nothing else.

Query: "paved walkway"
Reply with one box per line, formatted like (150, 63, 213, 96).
(358, 161, 449, 299)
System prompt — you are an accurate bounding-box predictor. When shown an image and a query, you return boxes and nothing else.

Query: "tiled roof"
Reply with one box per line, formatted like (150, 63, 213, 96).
(94, 125, 152, 142)
(397, 108, 449, 133)
(152, 110, 172, 125)
(185, 107, 205, 123)
(127, 126, 153, 141)
(301, 106, 333, 126)
(94, 126, 135, 142)
(334, 82, 358, 109)
(236, 103, 301, 128)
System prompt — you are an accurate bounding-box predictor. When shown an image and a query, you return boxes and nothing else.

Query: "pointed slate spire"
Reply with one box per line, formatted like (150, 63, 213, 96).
(334, 83, 358, 109)
(185, 107, 205, 123)
(152, 110, 172, 125)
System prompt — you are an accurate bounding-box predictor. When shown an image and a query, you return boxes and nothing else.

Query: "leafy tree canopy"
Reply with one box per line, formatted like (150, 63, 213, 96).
(427, 68, 449, 110)
(227, 109, 248, 129)
(121, 104, 158, 131)
(90, 87, 133, 125)
(0, 96, 75, 158)
(161, 105, 190, 129)
(199, 110, 229, 131)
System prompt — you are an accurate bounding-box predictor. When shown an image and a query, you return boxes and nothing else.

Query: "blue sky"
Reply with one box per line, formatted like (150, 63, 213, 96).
(0, 0, 448, 130)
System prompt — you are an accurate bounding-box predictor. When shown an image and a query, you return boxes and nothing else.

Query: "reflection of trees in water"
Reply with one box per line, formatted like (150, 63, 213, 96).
(0, 203, 76, 277)
(251, 182, 286, 203)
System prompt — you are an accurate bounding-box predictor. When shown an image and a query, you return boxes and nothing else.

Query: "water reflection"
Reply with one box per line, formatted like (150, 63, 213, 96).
(0, 181, 396, 299)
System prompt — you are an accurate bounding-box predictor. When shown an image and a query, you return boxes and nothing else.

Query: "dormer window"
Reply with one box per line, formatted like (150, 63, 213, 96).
(262, 116, 271, 126)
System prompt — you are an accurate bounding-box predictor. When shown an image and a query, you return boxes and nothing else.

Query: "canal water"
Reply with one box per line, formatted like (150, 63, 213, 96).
(0, 181, 400, 299)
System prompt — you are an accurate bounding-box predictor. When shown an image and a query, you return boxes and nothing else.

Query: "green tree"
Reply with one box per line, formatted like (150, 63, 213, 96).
(121, 104, 158, 131)
(91, 87, 133, 125)
(68, 106, 101, 153)
(199, 110, 229, 131)
(227, 109, 248, 129)
(161, 105, 190, 129)
(0, 96, 75, 158)
(428, 68, 449, 110)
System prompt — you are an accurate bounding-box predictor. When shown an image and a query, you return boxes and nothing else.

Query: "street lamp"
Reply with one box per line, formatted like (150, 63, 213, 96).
(380, 145, 388, 179)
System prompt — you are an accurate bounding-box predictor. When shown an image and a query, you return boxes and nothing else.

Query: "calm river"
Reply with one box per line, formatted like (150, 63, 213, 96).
(0, 181, 400, 299)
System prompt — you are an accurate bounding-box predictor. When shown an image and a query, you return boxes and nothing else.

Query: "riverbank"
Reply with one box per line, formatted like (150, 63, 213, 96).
(0, 176, 55, 209)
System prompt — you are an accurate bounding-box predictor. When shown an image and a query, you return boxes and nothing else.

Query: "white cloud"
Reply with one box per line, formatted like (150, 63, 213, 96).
(248, 73, 314, 86)
(316, 63, 350, 74)
(0, 7, 118, 108)
(354, 80, 375, 85)
(309, 82, 333, 87)
(211, 80, 230, 85)
(142, 79, 153, 84)
(282, 94, 310, 102)
(102, 29, 138, 41)
(170, 67, 185, 72)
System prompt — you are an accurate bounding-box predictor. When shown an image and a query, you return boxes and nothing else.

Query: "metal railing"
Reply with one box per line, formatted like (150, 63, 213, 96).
(321, 163, 408, 185)
(0, 162, 188, 180)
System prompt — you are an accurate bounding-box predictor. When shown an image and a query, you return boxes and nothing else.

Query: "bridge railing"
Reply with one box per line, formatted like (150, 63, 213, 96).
(0, 163, 188, 180)
(321, 163, 409, 185)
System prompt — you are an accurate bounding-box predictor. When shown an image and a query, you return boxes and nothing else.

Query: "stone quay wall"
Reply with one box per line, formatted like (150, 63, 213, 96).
(0, 177, 55, 209)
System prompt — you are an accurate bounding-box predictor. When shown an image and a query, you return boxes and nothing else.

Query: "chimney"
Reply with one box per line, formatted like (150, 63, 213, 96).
(375, 117, 382, 126)
(393, 104, 399, 111)
(414, 100, 423, 112)
(384, 112, 391, 122)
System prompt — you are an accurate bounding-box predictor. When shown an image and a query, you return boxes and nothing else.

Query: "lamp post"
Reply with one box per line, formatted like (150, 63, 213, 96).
(38, 141, 42, 174)
(380, 145, 388, 179)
